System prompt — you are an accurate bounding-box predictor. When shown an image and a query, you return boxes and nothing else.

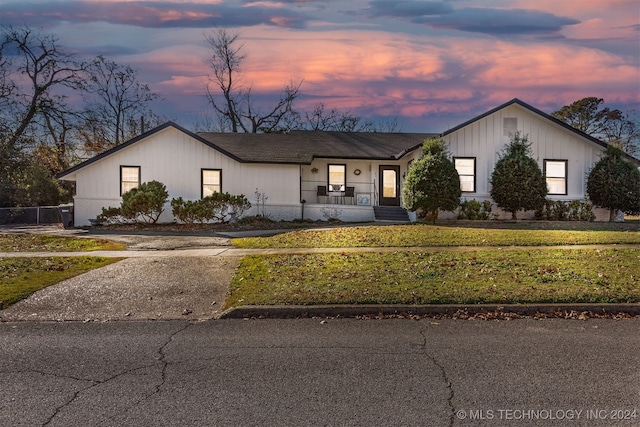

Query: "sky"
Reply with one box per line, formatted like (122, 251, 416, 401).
(1, 0, 639, 132)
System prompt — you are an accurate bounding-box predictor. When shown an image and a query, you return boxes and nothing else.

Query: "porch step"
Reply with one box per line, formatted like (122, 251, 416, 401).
(373, 206, 410, 222)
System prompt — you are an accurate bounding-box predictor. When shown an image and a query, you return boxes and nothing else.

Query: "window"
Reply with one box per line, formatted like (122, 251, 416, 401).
(202, 169, 222, 197)
(120, 166, 140, 195)
(454, 157, 476, 192)
(544, 160, 567, 195)
(328, 164, 346, 191)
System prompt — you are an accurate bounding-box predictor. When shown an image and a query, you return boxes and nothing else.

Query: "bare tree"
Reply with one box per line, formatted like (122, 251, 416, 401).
(204, 29, 244, 132)
(0, 26, 87, 206)
(81, 55, 160, 152)
(301, 103, 400, 132)
(0, 49, 17, 135)
(37, 99, 79, 173)
(602, 109, 639, 157)
(0, 26, 87, 150)
(204, 28, 301, 133)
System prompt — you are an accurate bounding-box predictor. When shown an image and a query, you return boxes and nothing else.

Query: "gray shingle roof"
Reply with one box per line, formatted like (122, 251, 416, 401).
(57, 123, 435, 179)
(197, 131, 436, 164)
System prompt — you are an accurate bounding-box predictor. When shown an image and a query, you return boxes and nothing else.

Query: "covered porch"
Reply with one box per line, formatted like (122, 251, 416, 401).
(297, 159, 415, 222)
(299, 161, 410, 206)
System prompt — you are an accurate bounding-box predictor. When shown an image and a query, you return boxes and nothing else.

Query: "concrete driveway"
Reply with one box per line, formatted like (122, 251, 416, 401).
(0, 226, 240, 322)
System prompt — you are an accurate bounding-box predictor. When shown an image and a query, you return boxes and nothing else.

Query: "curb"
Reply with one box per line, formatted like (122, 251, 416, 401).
(219, 303, 640, 319)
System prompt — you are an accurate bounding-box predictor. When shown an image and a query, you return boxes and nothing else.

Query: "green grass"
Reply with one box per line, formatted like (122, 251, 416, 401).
(233, 223, 640, 249)
(0, 234, 125, 252)
(0, 257, 122, 308)
(225, 248, 640, 308)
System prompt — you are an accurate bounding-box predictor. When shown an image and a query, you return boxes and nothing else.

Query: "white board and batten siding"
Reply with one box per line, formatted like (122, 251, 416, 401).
(443, 103, 606, 209)
(71, 126, 301, 226)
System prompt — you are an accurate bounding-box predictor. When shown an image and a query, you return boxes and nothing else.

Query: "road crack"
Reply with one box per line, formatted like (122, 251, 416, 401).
(40, 322, 192, 427)
(99, 321, 193, 424)
(420, 329, 456, 427)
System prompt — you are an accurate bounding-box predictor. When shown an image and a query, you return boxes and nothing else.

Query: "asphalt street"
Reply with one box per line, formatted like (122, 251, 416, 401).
(1, 318, 639, 427)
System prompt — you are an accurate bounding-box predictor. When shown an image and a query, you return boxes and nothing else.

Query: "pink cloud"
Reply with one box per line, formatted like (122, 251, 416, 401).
(229, 28, 639, 120)
(42, 1, 634, 127)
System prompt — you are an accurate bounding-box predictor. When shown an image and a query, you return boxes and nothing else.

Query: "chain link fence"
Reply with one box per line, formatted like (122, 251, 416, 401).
(0, 205, 74, 227)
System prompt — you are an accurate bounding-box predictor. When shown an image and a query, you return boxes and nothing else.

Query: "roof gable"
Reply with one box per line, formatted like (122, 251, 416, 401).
(442, 98, 639, 165)
(57, 122, 245, 179)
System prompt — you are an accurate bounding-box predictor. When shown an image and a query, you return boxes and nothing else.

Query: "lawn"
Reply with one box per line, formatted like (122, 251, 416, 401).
(0, 234, 125, 252)
(233, 223, 640, 249)
(225, 248, 640, 309)
(0, 257, 122, 308)
(0, 234, 125, 309)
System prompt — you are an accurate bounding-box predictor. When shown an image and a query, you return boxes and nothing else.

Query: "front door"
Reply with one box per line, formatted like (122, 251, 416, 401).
(379, 165, 400, 206)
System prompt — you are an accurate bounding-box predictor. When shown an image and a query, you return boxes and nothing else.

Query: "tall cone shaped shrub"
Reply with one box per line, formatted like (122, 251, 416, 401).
(587, 145, 640, 221)
(490, 132, 547, 219)
(402, 138, 461, 222)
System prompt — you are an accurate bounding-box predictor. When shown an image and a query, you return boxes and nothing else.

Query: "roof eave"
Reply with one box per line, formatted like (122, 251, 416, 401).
(56, 122, 251, 179)
(440, 98, 640, 165)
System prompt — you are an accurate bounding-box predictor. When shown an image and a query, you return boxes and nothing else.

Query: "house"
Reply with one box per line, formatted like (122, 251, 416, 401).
(440, 98, 640, 219)
(58, 99, 639, 226)
(58, 123, 436, 225)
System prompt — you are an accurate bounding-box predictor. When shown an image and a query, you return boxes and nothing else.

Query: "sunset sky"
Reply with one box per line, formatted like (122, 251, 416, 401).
(1, 0, 639, 132)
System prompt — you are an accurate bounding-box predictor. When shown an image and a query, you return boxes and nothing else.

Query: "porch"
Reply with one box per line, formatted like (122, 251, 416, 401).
(301, 180, 377, 206)
(299, 180, 410, 222)
(296, 160, 412, 222)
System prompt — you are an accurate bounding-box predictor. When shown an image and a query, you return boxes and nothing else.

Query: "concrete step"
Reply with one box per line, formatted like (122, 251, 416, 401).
(373, 206, 410, 222)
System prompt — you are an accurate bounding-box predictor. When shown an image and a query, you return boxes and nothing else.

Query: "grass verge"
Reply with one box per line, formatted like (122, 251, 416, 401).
(233, 223, 640, 249)
(225, 248, 640, 309)
(0, 234, 125, 252)
(0, 257, 122, 308)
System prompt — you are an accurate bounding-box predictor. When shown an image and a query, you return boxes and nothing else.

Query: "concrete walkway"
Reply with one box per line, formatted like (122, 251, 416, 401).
(1, 243, 639, 258)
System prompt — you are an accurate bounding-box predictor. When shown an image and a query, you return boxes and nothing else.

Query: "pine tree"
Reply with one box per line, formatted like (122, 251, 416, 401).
(490, 133, 547, 219)
(587, 145, 640, 221)
(403, 138, 461, 222)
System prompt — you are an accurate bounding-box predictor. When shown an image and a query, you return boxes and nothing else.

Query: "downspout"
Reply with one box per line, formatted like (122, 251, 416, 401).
(300, 165, 304, 220)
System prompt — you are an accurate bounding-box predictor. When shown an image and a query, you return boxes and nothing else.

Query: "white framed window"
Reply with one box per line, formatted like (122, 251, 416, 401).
(544, 160, 567, 195)
(328, 164, 346, 191)
(202, 169, 222, 197)
(454, 157, 476, 193)
(120, 166, 140, 195)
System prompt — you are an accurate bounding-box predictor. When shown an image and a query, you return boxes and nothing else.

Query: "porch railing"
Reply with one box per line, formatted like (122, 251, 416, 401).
(301, 180, 375, 206)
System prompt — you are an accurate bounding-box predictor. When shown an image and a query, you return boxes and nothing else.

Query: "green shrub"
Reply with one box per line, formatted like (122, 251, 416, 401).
(403, 138, 461, 223)
(458, 199, 492, 220)
(171, 192, 251, 224)
(577, 202, 596, 221)
(535, 200, 595, 221)
(98, 180, 168, 224)
(238, 215, 276, 225)
(96, 206, 126, 225)
(490, 133, 547, 219)
(120, 180, 168, 223)
(171, 197, 211, 224)
(208, 193, 252, 223)
(587, 145, 640, 221)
